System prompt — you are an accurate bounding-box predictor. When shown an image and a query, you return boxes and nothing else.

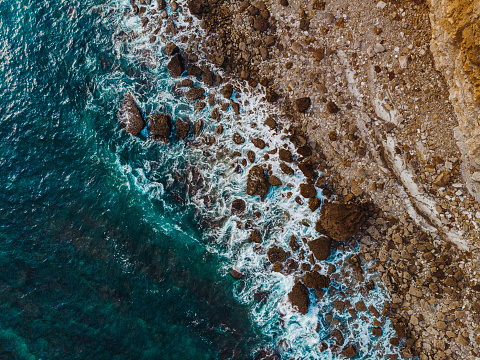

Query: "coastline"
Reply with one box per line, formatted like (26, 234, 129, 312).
(124, 0, 480, 359)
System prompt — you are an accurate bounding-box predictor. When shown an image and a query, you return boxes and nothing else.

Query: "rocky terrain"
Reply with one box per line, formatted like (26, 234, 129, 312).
(123, 0, 480, 358)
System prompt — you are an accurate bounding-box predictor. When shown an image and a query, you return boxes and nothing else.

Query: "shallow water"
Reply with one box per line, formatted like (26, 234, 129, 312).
(0, 0, 403, 358)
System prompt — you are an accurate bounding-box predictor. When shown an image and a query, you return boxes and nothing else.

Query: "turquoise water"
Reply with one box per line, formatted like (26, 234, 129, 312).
(0, 1, 261, 358)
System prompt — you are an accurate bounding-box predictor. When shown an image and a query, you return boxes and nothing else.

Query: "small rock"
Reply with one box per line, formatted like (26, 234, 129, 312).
(230, 269, 243, 278)
(163, 42, 179, 56)
(246, 165, 269, 197)
(233, 132, 246, 144)
(264, 115, 277, 129)
(175, 118, 190, 139)
(374, 43, 385, 53)
(266, 88, 279, 103)
(433, 171, 451, 187)
(279, 148, 293, 162)
(253, 16, 269, 31)
(296, 97, 311, 113)
(252, 138, 266, 149)
(303, 271, 330, 289)
(222, 84, 234, 99)
(250, 229, 262, 243)
(372, 327, 382, 336)
(280, 162, 294, 175)
(187, 0, 203, 15)
(341, 345, 357, 358)
(279, 0, 288, 6)
(326, 101, 339, 113)
(188, 65, 202, 77)
(300, 184, 316, 198)
(313, 48, 324, 61)
(308, 198, 321, 212)
(355, 301, 367, 311)
(148, 114, 172, 141)
(247, 150, 255, 163)
(180, 79, 194, 87)
(268, 175, 282, 186)
(289, 235, 300, 251)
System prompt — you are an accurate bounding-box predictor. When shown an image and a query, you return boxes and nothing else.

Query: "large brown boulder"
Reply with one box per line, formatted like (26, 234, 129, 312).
(307, 237, 331, 260)
(315, 203, 366, 241)
(246, 165, 269, 198)
(175, 118, 190, 140)
(253, 16, 269, 31)
(187, 0, 203, 15)
(118, 92, 145, 135)
(185, 87, 205, 101)
(278, 149, 293, 162)
(231, 199, 246, 215)
(300, 184, 316, 198)
(288, 281, 310, 314)
(167, 54, 184, 78)
(267, 245, 287, 263)
(148, 114, 172, 141)
(298, 158, 316, 179)
(304, 271, 330, 289)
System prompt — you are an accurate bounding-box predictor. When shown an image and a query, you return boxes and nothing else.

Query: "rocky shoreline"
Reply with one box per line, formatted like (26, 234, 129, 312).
(121, 0, 480, 358)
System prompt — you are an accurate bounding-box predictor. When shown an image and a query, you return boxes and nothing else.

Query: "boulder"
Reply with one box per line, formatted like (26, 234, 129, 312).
(307, 237, 331, 260)
(341, 345, 357, 358)
(253, 16, 269, 31)
(300, 183, 316, 198)
(303, 271, 330, 289)
(308, 197, 321, 212)
(331, 329, 344, 346)
(233, 132, 245, 144)
(148, 114, 172, 141)
(231, 199, 246, 215)
(288, 281, 310, 314)
(185, 87, 205, 101)
(296, 97, 311, 113)
(251, 138, 266, 149)
(187, 64, 203, 77)
(187, 0, 203, 15)
(280, 162, 294, 175)
(175, 118, 190, 140)
(264, 115, 277, 129)
(268, 175, 282, 186)
(278, 148, 293, 162)
(246, 165, 270, 197)
(163, 42, 179, 56)
(118, 92, 146, 135)
(265, 88, 279, 103)
(298, 158, 316, 178)
(202, 68, 214, 86)
(167, 54, 184, 78)
(267, 245, 287, 263)
(250, 229, 262, 243)
(222, 84, 234, 99)
(315, 203, 366, 241)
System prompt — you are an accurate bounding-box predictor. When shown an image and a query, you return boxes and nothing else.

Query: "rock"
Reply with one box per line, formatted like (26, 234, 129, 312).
(279, 0, 288, 6)
(180, 79, 194, 87)
(246, 165, 270, 197)
(278, 149, 293, 162)
(194, 119, 202, 135)
(253, 16, 269, 31)
(163, 42, 179, 56)
(433, 171, 451, 187)
(299, 18, 310, 31)
(252, 138, 266, 149)
(233, 132, 245, 144)
(297, 146, 312, 156)
(175, 118, 190, 139)
(296, 97, 311, 113)
(222, 84, 234, 99)
(187, 65, 202, 77)
(315, 203, 366, 241)
(268, 175, 282, 186)
(298, 158, 316, 178)
(341, 345, 357, 358)
(300, 184, 316, 198)
(185, 87, 205, 101)
(331, 329, 344, 345)
(289, 235, 300, 251)
(326, 101, 339, 113)
(308, 198, 321, 212)
(313, 48, 324, 61)
(307, 237, 331, 260)
(250, 229, 262, 243)
(202, 68, 214, 86)
(355, 301, 367, 311)
(280, 162, 294, 175)
(372, 327, 382, 336)
(288, 281, 310, 314)
(230, 269, 243, 279)
(231, 199, 246, 215)
(167, 54, 184, 78)
(118, 92, 146, 136)
(247, 150, 255, 163)
(266, 88, 279, 103)
(267, 245, 287, 263)
(264, 115, 277, 129)
(304, 271, 330, 289)
(187, 0, 203, 15)
(171, 1, 178, 11)
(255, 348, 280, 360)
(148, 114, 172, 141)
(333, 300, 345, 312)
(157, 0, 167, 9)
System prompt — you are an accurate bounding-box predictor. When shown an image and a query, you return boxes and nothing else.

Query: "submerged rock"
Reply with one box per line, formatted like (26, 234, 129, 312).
(288, 281, 310, 314)
(255, 348, 280, 360)
(246, 165, 269, 198)
(230, 269, 243, 279)
(118, 92, 146, 136)
(231, 199, 246, 215)
(148, 114, 172, 141)
(315, 203, 366, 241)
(167, 54, 184, 78)
(175, 118, 190, 140)
(307, 237, 331, 260)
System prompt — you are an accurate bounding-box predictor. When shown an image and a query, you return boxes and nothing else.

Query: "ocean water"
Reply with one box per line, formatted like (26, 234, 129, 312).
(0, 0, 403, 359)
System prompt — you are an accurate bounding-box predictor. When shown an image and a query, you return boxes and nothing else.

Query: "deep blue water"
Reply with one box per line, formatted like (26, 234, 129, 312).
(0, 0, 261, 358)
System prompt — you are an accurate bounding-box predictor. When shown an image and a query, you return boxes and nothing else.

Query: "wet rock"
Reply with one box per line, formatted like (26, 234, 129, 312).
(231, 199, 246, 215)
(187, 0, 203, 15)
(355, 301, 367, 311)
(250, 229, 262, 243)
(297, 146, 312, 156)
(279, 149, 293, 162)
(341, 345, 357, 358)
(180, 79, 194, 87)
(326, 101, 339, 113)
(304, 271, 330, 289)
(280, 162, 294, 175)
(163, 42, 179, 56)
(246, 165, 270, 197)
(266, 88, 279, 103)
(288, 281, 310, 314)
(252, 138, 266, 149)
(300, 184, 316, 198)
(268, 175, 282, 186)
(255, 348, 280, 360)
(308, 198, 321, 212)
(267, 245, 287, 263)
(222, 84, 234, 99)
(188, 64, 203, 77)
(289, 235, 300, 251)
(148, 114, 172, 143)
(230, 269, 243, 279)
(307, 237, 331, 260)
(247, 150, 255, 163)
(167, 53, 184, 78)
(331, 329, 344, 345)
(315, 203, 366, 241)
(230, 101, 240, 114)
(372, 327, 382, 336)
(264, 115, 277, 129)
(194, 119, 202, 135)
(296, 97, 311, 113)
(118, 92, 146, 136)
(157, 0, 167, 10)
(175, 118, 190, 139)
(185, 87, 205, 101)
(202, 68, 214, 86)
(233, 132, 245, 144)
(253, 16, 269, 31)
(298, 158, 316, 178)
